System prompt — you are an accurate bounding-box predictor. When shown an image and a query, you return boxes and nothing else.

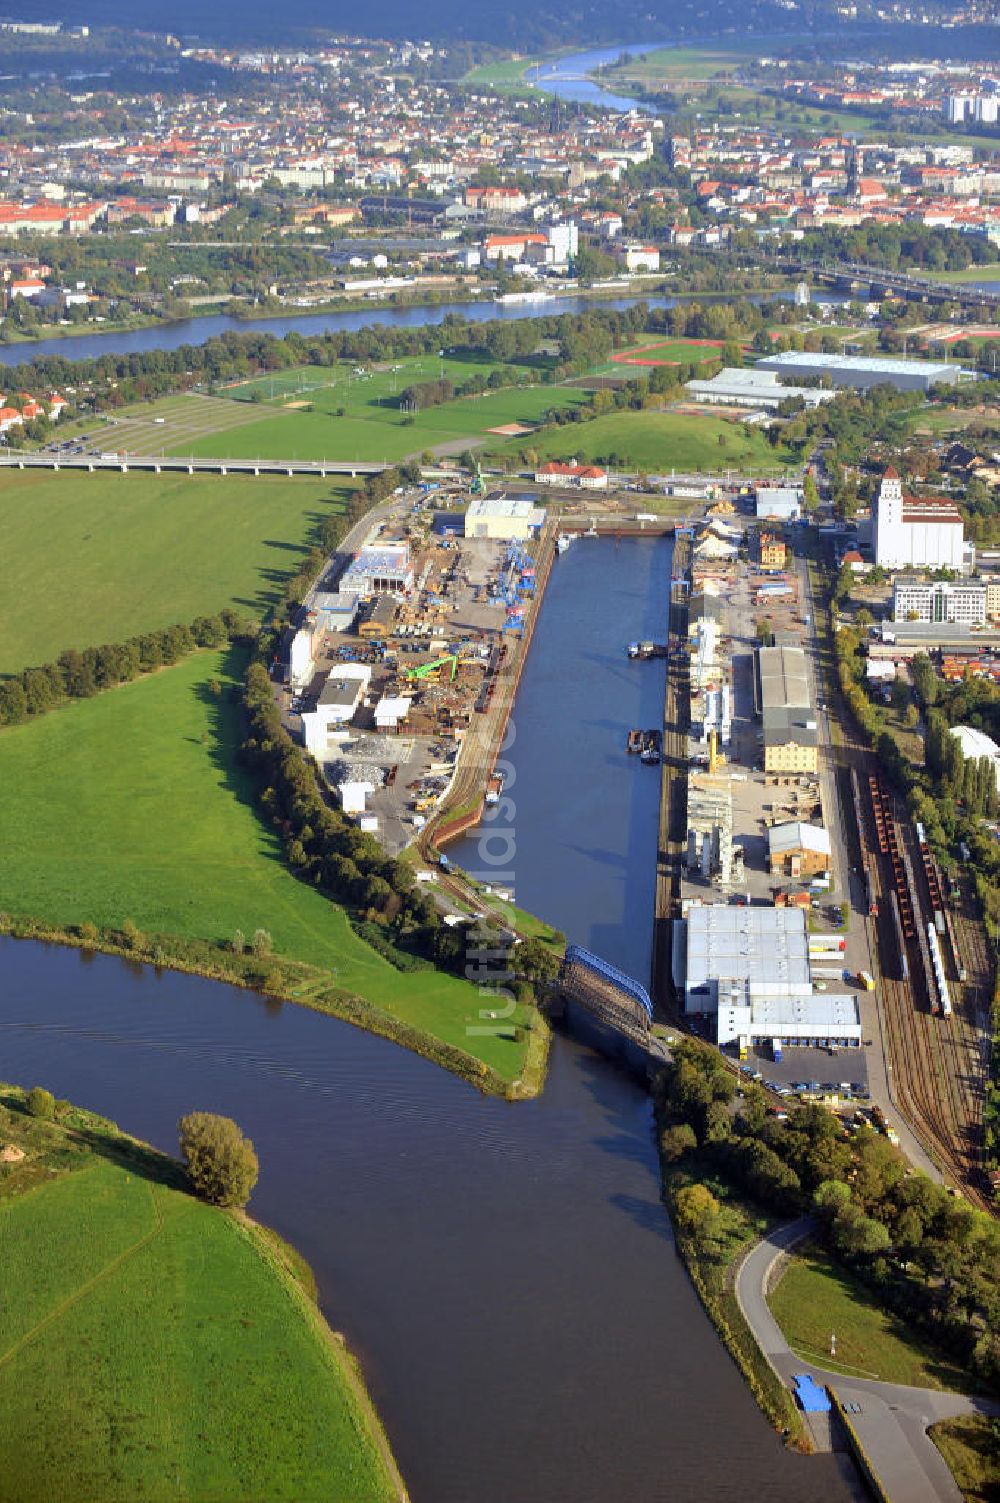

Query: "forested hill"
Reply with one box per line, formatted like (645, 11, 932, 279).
(41, 0, 997, 53)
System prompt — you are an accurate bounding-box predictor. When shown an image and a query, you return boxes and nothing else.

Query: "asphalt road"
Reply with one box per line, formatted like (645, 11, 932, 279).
(736, 1218, 1000, 1503)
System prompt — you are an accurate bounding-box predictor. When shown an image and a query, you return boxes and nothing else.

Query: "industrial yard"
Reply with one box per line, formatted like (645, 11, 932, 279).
(278, 491, 547, 854)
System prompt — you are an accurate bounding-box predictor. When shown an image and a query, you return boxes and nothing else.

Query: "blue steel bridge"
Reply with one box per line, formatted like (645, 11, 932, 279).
(559, 945, 668, 1056)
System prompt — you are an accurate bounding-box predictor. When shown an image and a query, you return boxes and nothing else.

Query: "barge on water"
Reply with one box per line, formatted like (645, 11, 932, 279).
(627, 640, 668, 660)
(626, 728, 662, 763)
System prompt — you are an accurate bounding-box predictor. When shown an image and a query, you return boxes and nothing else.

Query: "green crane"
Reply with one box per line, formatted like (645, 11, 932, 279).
(404, 654, 459, 683)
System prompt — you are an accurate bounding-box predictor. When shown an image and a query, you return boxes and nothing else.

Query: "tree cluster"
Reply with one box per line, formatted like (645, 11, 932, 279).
(655, 1044, 1000, 1388)
(0, 610, 244, 728)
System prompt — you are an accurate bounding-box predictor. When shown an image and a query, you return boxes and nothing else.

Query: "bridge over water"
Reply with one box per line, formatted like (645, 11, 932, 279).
(786, 257, 1000, 311)
(554, 945, 670, 1061)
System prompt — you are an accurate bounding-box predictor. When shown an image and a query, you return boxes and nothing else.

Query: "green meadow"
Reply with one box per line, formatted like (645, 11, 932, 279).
(0, 649, 531, 1080)
(0, 469, 352, 674)
(0, 1088, 399, 1503)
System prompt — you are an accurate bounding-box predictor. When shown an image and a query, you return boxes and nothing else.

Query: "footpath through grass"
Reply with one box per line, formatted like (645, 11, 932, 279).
(0, 649, 531, 1082)
(769, 1241, 972, 1391)
(0, 470, 353, 675)
(0, 1085, 400, 1503)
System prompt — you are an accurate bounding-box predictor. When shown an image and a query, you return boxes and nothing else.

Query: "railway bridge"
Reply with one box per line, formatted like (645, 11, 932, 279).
(782, 256, 1000, 311)
(555, 945, 670, 1060)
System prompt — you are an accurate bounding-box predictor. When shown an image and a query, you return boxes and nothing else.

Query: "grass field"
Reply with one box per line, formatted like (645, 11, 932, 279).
(928, 264, 1000, 286)
(462, 55, 543, 91)
(930, 1415, 1000, 1503)
(769, 1242, 971, 1391)
(0, 648, 531, 1079)
(0, 470, 353, 675)
(0, 1087, 398, 1503)
(490, 409, 795, 473)
(174, 384, 585, 463)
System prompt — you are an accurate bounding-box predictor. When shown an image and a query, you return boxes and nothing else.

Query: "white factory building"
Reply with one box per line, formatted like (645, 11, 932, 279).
(874, 467, 965, 571)
(301, 664, 371, 757)
(674, 903, 862, 1052)
(339, 543, 413, 597)
(687, 367, 836, 412)
(755, 485, 803, 522)
(464, 495, 546, 540)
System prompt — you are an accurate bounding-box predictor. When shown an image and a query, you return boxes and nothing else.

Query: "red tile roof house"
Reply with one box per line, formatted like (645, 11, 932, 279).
(535, 462, 608, 490)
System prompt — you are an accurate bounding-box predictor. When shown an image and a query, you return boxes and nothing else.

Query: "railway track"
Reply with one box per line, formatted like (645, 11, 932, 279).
(854, 747, 991, 1209)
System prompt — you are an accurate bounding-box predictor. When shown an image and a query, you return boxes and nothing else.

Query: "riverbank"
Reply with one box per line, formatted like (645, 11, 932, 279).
(0, 1082, 406, 1502)
(0, 908, 547, 1100)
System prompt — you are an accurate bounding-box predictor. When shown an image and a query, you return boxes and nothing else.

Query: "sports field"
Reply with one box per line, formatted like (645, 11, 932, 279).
(601, 338, 728, 372)
(172, 383, 585, 463)
(76, 392, 287, 454)
(0, 649, 531, 1078)
(0, 1091, 399, 1503)
(0, 470, 352, 674)
(492, 410, 794, 472)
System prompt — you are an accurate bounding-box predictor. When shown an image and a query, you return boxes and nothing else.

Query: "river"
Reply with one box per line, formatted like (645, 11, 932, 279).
(0, 538, 860, 1502)
(0, 293, 677, 368)
(526, 42, 665, 113)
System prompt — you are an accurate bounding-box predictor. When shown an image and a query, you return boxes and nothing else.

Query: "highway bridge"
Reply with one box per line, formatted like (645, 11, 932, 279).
(0, 451, 387, 478)
(785, 257, 1000, 311)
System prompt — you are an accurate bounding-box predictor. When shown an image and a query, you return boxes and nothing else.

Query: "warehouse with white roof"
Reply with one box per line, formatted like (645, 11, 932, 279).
(674, 903, 862, 1053)
(464, 496, 545, 540)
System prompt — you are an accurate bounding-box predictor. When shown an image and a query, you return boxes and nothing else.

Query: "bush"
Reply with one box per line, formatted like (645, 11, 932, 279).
(177, 1111, 259, 1208)
(27, 1086, 56, 1120)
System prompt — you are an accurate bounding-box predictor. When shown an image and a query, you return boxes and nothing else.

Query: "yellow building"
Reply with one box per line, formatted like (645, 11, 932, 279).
(758, 533, 786, 569)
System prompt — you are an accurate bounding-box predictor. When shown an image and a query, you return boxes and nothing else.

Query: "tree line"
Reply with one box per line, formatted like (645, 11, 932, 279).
(0, 610, 245, 728)
(656, 1043, 1000, 1389)
(0, 304, 655, 413)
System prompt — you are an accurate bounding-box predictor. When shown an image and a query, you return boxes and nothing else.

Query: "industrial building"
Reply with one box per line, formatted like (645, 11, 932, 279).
(874, 468, 965, 571)
(892, 576, 986, 626)
(754, 530, 786, 569)
(679, 903, 811, 1012)
(685, 776, 740, 886)
(339, 542, 413, 597)
(675, 903, 862, 1052)
(754, 485, 803, 522)
(313, 590, 360, 634)
(464, 495, 546, 540)
(715, 991, 862, 1053)
(767, 821, 832, 878)
(301, 664, 372, 757)
(686, 366, 837, 411)
(756, 644, 818, 774)
(756, 350, 970, 393)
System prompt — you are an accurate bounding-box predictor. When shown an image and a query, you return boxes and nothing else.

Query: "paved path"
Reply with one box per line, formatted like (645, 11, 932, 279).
(736, 1218, 1000, 1502)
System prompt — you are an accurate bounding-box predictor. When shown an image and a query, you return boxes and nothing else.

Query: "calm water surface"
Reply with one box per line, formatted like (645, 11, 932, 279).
(0, 539, 859, 1501)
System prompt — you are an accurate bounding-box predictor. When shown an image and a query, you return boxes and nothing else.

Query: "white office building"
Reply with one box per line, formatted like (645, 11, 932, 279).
(892, 577, 986, 626)
(874, 467, 965, 570)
